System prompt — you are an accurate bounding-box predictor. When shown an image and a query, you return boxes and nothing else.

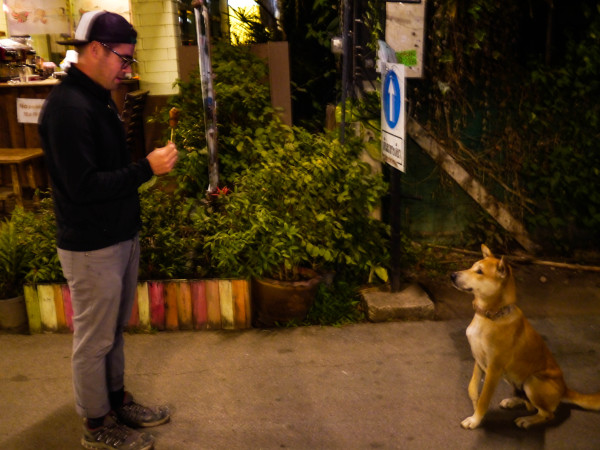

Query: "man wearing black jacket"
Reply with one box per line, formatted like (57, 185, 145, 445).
(39, 11, 177, 450)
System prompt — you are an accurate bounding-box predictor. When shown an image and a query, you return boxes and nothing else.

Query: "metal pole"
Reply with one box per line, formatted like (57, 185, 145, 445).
(389, 166, 402, 292)
(340, 0, 351, 144)
(193, 0, 219, 193)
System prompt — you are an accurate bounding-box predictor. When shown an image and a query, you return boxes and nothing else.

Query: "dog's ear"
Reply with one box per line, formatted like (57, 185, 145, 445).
(497, 256, 509, 279)
(481, 244, 493, 258)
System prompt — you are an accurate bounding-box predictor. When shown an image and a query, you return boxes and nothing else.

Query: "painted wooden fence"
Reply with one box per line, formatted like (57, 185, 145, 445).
(23, 279, 251, 334)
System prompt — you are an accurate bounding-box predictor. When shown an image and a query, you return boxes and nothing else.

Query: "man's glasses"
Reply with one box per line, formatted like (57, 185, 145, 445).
(98, 42, 137, 69)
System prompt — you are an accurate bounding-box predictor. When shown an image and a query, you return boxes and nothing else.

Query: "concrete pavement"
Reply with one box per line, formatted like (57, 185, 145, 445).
(2, 315, 600, 449)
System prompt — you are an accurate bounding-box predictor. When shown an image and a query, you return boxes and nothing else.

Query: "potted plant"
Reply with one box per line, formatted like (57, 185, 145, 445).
(159, 42, 389, 326)
(0, 213, 32, 332)
(201, 122, 389, 325)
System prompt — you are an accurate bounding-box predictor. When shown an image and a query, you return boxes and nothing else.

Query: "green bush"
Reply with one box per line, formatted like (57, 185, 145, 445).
(202, 123, 389, 281)
(10, 199, 64, 285)
(0, 214, 31, 298)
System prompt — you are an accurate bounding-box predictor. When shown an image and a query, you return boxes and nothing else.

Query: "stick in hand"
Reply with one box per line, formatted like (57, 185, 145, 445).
(169, 107, 180, 142)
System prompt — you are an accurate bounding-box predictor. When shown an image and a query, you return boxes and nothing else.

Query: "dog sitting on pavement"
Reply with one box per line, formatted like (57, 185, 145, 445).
(451, 244, 600, 429)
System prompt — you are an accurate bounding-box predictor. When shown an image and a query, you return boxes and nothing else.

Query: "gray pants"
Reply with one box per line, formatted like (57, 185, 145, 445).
(58, 235, 140, 419)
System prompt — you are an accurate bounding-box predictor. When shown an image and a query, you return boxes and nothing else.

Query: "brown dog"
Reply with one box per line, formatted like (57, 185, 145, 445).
(451, 244, 600, 429)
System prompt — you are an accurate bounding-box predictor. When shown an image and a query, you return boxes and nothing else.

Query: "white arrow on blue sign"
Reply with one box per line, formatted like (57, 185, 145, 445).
(381, 63, 406, 172)
(383, 69, 401, 129)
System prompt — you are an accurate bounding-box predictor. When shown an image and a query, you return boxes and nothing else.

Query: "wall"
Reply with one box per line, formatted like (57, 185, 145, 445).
(130, 0, 181, 97)
(0, 9, 7, 36)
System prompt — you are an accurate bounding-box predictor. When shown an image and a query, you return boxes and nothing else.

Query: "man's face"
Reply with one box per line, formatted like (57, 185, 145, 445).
(97, 42, 135, 91)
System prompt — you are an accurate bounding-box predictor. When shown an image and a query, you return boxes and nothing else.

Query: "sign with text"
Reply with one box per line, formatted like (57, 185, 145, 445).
(381, 63, 406, 172)
(16, 98, 45, 124)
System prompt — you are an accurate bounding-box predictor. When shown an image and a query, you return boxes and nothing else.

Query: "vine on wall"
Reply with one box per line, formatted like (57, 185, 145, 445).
(412, 0, 600, 253)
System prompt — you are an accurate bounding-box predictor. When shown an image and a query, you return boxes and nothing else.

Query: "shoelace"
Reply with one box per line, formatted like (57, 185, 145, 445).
(93, 421, 129, 446)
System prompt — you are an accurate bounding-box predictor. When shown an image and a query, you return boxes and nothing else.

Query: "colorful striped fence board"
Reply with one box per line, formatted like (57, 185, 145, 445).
(148, 281, 166, 331)
(176, 281, 193, 330)
(62, 285, 74, 332)
(23, 285, 41, 333)
(191, 281, 207, 330)
(233, 279, 252, 329)
(205, 280, 221, 329)
(37, 284, 58, 332)
(23, 280, 252, 334)
(136, 282, 150, 330)
(53, 284, 67, 331)
(164, 282, 179, 331)
(219, 279, 234, 330)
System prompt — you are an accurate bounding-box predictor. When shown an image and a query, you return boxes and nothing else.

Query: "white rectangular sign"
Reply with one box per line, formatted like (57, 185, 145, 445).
(381, 63, 406, 172)
(16, 98, 45, 124)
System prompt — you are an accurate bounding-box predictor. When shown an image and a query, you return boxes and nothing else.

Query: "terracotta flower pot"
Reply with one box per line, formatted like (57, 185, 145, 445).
(0, 295, 28, 333)
(252, 273, 322, 327)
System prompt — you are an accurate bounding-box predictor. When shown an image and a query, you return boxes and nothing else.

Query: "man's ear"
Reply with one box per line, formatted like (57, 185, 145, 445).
(481, 244, 493, 259)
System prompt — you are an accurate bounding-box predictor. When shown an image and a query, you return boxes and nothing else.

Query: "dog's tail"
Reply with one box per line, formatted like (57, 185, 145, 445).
(564, 388, 600, 410)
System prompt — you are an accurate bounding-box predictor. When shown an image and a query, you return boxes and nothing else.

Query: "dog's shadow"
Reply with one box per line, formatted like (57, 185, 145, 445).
(478, 403, 572, 441)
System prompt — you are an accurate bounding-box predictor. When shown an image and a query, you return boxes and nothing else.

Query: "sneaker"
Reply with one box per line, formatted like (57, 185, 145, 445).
(114, 392, 170, 428)
(81, 413, 154, 449)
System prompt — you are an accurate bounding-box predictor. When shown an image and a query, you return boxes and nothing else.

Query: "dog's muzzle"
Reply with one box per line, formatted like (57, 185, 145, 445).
(451, 272, 472, 292)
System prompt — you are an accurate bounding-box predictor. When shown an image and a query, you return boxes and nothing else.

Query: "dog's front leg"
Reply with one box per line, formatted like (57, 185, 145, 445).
(462, 364, 503, 429)
(467, 363, 483, 410)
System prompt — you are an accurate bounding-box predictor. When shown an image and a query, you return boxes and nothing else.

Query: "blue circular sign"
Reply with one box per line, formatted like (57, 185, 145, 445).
(383, 70, 401, 129)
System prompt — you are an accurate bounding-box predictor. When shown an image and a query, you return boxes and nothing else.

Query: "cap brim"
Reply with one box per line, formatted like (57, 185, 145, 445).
(56, 38, 88, 46)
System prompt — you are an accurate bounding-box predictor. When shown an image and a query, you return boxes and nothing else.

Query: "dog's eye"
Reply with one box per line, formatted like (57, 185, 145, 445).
(475, 268, 483, 275)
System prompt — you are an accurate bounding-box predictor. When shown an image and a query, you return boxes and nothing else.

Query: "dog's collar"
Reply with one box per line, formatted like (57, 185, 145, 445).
(473, 302, 515, 320)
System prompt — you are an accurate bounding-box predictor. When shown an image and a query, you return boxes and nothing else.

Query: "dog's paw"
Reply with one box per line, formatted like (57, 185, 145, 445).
(461, 415, 481, 429)
(500, 397, 526, 409)
(515, 416, 535, 429)
(515, 412, 552, 429)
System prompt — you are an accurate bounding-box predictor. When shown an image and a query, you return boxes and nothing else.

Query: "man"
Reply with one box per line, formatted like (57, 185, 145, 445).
(39, 11, 178, 450)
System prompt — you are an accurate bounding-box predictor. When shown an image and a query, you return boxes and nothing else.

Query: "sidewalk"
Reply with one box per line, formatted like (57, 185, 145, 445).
(2, 315, 600, 449)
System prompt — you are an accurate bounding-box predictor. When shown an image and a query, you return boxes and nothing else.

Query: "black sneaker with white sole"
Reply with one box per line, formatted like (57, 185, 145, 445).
(113, 392, 170, 428)
(81, 413, 154, 450)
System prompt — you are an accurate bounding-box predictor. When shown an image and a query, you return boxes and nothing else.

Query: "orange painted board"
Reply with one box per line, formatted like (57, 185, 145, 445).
(177, 282, 193, 330)
(191, 280, 207, 330)
(62, 284, 74, 332)
(164, 282, 179, 331)
(205, 279, 221, 330)
(232, 280, 249, 329)
(52, 284, 66, 331)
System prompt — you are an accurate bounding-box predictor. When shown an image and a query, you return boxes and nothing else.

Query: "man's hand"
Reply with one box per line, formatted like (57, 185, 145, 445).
(147, 141, 178, 175)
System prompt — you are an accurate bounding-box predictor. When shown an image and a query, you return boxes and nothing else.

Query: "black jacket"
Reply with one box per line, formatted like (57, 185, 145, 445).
(39, 65, 153, 251)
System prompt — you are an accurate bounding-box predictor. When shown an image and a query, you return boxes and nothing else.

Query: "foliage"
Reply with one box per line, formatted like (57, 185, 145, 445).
(230, 0, 339, 129)
(0, 213, 31, 298)
(200, 123, 389, 281)
(138, 182, 203, 280)
(305, 279, 365, 326)
(163, 42, 274, 197)
(230, 7, 277, 44)
(518, 2, 600, 249)
(10, 198, 64, 285)
(413, 0, 600, 253)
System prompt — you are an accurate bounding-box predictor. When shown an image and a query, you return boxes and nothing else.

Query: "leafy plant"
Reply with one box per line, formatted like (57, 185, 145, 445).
(305, 280, 365, 326)
(10, 198, 64, 285)
(410, 0, 600, 253)
(0, 212, 32, 298)
(163, 42, 274, 198)
(138, 182, 203, 280)
(202, 122, 389, 281)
